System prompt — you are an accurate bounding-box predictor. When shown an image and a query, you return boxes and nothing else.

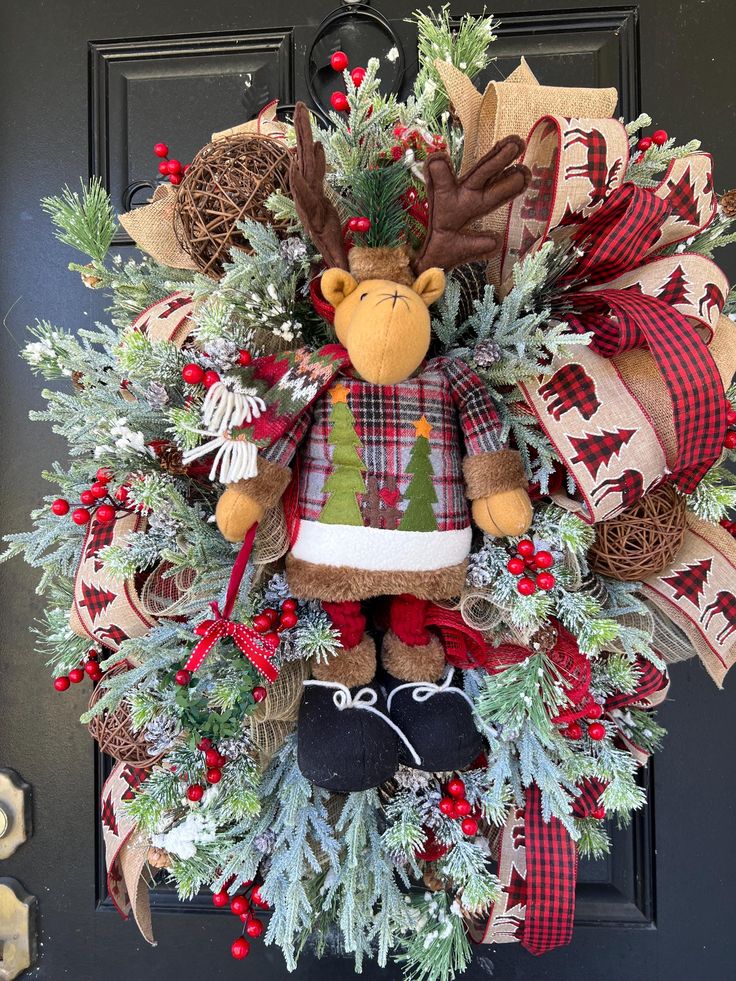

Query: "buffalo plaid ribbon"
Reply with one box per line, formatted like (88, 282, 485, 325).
(559, 182, 726, 492)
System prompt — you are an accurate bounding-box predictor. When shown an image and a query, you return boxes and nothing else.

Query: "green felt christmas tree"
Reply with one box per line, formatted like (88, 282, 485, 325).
(319, 383, 367, 526)
(399, 416, 439, 532)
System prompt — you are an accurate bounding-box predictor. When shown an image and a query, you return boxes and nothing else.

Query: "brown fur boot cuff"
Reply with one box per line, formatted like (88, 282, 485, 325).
(381, 631, 446, 683)
(463, 449, 527, 499)
(311, 635, 377, 688)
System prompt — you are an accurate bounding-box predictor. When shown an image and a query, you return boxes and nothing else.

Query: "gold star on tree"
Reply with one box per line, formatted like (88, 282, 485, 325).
(412, 415, 433, 439)
(330, 382, 350, 404)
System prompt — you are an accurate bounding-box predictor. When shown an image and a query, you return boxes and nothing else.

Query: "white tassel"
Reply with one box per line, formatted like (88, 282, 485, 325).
(202, 380, 266, 432)
(182, 431, 258, 484)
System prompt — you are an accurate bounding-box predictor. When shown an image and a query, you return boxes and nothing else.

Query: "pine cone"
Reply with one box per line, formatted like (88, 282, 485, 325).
(720, 189, 736, 218)
(147, 846, 172, 869)
(422, 868, 445, 892)
(156, 442, 188, 476)
(80, 263, 103, 289)
(529, 621, 559, 655)
(473, 339, 501, 368)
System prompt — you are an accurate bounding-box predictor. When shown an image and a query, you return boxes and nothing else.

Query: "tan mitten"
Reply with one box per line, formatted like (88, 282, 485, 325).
(215, 483, 265, 542)
(472, 487, 533, 538)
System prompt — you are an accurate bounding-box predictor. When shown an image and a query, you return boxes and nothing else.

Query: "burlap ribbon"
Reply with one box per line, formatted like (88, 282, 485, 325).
(70, 511, 157, 652)
(101, 761, 156, 945)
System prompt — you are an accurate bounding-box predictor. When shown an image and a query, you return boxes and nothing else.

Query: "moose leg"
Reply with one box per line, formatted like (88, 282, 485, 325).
(382, 594, 482, 772)
(297, 600, 398, 792)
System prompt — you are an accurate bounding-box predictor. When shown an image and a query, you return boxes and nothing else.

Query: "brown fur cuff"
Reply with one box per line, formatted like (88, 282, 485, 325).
(235, 456, 291, 508)
(311, 636, 376, 687)
(381, 632, 445, 683)
(463, 449, 527, 499)
(286, 556, 468, 602)
(348, 246, 415, 286)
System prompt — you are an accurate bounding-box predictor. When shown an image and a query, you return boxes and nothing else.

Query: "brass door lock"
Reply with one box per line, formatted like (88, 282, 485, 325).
(0, 879, 36, 980)
(0, 773, 31, 862)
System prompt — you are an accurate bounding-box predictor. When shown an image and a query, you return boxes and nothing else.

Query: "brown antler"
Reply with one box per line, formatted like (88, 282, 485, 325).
(289, 102, 349, 271)
(412, 136, 530, 275)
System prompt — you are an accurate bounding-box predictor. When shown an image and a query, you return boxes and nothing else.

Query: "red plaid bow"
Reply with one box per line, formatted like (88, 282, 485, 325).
(559, 183, 726, 492)
(185, 610, 279, 682)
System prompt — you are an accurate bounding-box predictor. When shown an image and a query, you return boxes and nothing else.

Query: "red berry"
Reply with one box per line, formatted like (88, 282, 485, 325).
(252, 613, 271, 633)
(166, 159, 182, 175)
(251, 886, 268, 909)
(230, 895, 249, 916)
(354, 217, 371, 233)
(216, 754, 228, 768)
(506, 556, 525, 576)
(565, 722, 583, 740)
(592, 805, 606, 820)
(262, 607, 278, 624)
(330, 91, 349, 112)
(182, 363, 205, 385)
(51, 498, 70, 515)
(461, 817, 479, 837)
(169, 173, 182, 186)
(96, 504, 116, 524)
(115, 485, 130, 503)
(351, 67, 366, 86)
(282, 598, 298, 613)
(586, 702, 604, 720)
(517, 577, 536, 596)
(651, 129, 668, 146)
(455, 799, 472, 816)
(536, 572, 556, 591)
(198, 737, 213, 751)
(636, 136, 652, 151)
(203, 370, 220, 389)
(69, 668, 85, 684)
(391, 145, 404, 161)
(206, 767, 222, 784)
(154, 142, 169, 158)
(439, 796, 455, 815)
(90, 482, 108, 499)
(588, 722, 606, 741)
(534, 550, 554, 569)
(71, 507, 91, 525)
(447, 778, 465, 798)
(330, 50, 349, 72)
(238, 349, 253, 366)
(264, 631, 280, 647)
(231, 937, 250, 960)
(158, 161, 169, 175)
(724, 431, 736, 449)
(205, 748, 221, 767)
(89, 666, 103, 682)
(279, 611, 298, 629)
(727, 409, 736, 426)
(517, 539, 535, 557)
(212, 890, 229, 908)
(239, 911, 251, 923)
(184, 164, 190, 174)
(347, 216, 360, 232)
(175, 669, 191, 686)
(96, 467, 112, 484)
(253, 686, 267, 703)
(84, 660, 99, 677)
(54, 676, 70, 692)
(187, 784, 204, 802)
(245, 917, 264, 938)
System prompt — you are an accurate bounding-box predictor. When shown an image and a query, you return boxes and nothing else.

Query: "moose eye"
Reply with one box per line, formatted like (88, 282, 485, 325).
(360, 292, 368, 300)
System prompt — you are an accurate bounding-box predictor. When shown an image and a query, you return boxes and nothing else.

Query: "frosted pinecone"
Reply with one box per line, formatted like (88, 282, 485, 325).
(473, 339, 502, 368)
(218, 734, 252, 761)
(144, 712, 182, 755)
(144, 380, 170, 409)
(263, 573, 291, 605)
(253, 830, 276, 855)
(280, 236, 308, 263)
(203, 338, 239, 371)
(148, 510, 180, 538)
(393, 765, 434, 792)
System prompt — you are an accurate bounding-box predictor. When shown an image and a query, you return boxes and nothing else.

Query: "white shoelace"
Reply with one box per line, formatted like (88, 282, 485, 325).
(303, 680, 423, 766)
(385, 667, 476, 714)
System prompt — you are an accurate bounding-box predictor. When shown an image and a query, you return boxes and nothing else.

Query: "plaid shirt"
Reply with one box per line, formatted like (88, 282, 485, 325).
(263, 357, 505, 532)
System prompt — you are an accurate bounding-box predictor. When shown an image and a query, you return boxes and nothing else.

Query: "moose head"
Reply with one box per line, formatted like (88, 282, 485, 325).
(289, 102, 530, 384)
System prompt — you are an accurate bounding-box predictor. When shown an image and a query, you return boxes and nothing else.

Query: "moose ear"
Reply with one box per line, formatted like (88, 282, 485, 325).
(322, 268, 358, 308)
(412, 268, 446, 307)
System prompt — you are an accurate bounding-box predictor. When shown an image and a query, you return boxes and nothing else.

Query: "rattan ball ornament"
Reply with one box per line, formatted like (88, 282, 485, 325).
(174, 134, 292, 278)
(87, 663, 164, 766)
(589, 484, 687, 582)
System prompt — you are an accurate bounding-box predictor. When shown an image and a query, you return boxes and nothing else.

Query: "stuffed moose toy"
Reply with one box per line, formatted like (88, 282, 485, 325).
(216, 103, 533, 791)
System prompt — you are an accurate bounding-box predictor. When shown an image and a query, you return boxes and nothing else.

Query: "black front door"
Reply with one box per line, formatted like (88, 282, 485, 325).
(1, 2, 735, 979)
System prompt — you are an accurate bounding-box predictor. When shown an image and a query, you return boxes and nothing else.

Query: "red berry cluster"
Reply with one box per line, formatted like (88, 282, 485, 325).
(153, 142, 190, 186)
(210, 877, 269, 959)
(401, 186, 429, 228)
(347, 215, 371, 234)
(53, 648, 104, 692)
(437, 778, 479, 837)
(722, 397, 736, 450)
(51, 467, 129, 527)
(634, 128, 668, 157)
(184, 737, 231, 796)
(251, 597, 299, 652)
(562, 701, 606, 742)
(506, 539, 555, 595)
(383, 124, 446, 164)
(328, 51, 366, 112)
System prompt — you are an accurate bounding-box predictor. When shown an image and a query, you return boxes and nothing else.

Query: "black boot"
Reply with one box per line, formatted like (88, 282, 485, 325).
(382, 670, 483, 772)
(297, 681, 399, 792)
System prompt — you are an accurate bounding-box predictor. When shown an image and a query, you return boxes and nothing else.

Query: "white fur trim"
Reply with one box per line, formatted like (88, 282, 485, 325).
(291, 520, 472, 571)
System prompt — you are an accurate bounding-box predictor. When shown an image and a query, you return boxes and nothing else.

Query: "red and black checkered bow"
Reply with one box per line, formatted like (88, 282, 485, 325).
(558, 182, 726, 492)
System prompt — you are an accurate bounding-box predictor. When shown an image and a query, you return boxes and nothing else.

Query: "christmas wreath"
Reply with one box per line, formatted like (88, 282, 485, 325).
(6, 8, 736, 977)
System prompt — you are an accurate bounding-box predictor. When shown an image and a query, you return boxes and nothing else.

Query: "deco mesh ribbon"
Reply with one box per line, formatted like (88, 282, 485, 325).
(184, 524, 279, 682)
(503, 115, 730, 516)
